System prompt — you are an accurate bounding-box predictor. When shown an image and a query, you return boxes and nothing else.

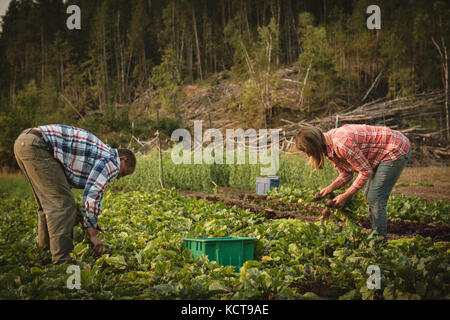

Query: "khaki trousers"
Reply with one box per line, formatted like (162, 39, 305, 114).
(14, 128, 78, 265)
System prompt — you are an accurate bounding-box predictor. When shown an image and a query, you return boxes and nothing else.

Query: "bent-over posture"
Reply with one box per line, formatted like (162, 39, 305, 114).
(296, 124, 411, 240)
(14, 125, 136, 264)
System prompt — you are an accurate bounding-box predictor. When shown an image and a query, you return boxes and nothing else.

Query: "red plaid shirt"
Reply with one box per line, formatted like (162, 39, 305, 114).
(323, 124, 410, 195)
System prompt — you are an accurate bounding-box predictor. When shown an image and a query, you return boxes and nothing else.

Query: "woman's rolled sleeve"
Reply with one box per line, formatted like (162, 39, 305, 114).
(347, 171, 372, 195)
(340, 142, 373, 195)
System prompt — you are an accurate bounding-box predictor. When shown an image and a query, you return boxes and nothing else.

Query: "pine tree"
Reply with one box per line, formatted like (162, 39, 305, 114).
(297, 12, 343, 113)
(150, 46, 184, 116)
(128, 0, 151, 94)
(88, 1, 112, 109)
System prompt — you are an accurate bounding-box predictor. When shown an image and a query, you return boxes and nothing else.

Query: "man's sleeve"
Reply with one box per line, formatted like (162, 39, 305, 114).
(82, 158, 119, 229)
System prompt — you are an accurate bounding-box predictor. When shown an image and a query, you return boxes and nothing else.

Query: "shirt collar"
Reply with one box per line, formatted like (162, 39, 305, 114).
(113, 148, 121, 172)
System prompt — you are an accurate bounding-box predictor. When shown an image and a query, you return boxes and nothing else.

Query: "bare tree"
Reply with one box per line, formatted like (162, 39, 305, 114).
(432, 36, 449, 140)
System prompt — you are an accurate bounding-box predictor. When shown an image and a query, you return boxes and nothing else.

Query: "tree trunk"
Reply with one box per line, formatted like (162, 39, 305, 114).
(221, 0, 226, 27)
(286, 10, 293, 64)
(115, 11, 124, 102)
(156, 109, 164, 189)
(179, 28, 185, 71)
(187, 35, 193, 83)
(265, 108, 271, 129)
(445, 48, 449, 140)
(60, 55, 64, 90)
(125, 47, 133, 102)
(275, 0, 281, 67)
(172, 1, 176, 57)
(102, 21, 108, 108)
(10, 67, 16, 102)
(357, 47, 360, 91)
(40, 26, 45, 85)
(347, 46, 351, 105)
(299, 59, 312, 108)
(192, 7, 203, 80)
(203, 5, 208, 77)
(432, 36, 449, 140)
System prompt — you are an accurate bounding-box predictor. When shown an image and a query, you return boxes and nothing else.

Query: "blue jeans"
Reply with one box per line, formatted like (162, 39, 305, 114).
(364, 149, 412, 240)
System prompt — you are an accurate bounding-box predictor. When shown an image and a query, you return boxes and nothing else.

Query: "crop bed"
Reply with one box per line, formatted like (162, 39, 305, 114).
(0, 187, 449, 300)
(181, 186, 450, 242)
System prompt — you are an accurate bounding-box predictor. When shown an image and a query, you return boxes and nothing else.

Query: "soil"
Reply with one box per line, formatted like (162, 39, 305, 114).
(180, 185, 450, 242)
(391, 166, 450, 201)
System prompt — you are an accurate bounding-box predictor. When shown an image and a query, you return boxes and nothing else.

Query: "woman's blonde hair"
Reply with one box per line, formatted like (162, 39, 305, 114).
(296, 126, 326, 171)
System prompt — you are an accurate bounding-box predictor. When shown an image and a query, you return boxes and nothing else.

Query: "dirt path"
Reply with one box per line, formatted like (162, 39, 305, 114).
(180, 188, 450, 242)
(392, 166, 450, 201)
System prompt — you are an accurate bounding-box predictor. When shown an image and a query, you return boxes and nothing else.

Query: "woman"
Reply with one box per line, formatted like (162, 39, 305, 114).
(296, 124, 411, 240)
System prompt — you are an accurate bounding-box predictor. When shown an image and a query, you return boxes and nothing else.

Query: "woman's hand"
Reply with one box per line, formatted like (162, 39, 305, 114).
(332, 193, 351, 209)
(313, 186, 334, 201)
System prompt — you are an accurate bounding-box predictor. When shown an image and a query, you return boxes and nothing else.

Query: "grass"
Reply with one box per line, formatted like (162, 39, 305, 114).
(8, 151, 447, 204)
(396, 182, 434, 187)
(1, 150, 338, 200)
(0, 172, 34, 199)
(110, 150, 339, 193)
(5, 157, 447, 199)
(0, 172, 83, 200)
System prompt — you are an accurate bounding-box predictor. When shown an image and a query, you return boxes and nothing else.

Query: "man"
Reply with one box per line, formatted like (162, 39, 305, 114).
(14, 125, 136, 264)
(296, 124, 411, 240)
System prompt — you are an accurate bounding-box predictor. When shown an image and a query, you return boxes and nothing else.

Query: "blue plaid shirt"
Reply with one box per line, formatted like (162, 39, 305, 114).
(39, 125, 120, 229)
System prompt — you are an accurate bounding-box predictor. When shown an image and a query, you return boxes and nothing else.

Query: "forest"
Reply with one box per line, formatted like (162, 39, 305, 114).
(0, 0, 449, 168)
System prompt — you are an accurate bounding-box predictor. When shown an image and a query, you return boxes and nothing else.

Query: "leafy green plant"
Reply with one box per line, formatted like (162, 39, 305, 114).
(267, 185, 450, 225)
(1, 187, 448, 300)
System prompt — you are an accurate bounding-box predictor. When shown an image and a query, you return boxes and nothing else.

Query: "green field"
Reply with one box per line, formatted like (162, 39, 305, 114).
(111, 150, 338, 193)
(0, 153, 449, 300)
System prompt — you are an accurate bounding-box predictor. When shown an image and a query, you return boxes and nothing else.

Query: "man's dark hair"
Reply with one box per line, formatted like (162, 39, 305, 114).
(118, 148, 136, 168)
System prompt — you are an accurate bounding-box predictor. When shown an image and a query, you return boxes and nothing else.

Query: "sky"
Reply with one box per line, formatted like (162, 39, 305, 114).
(0, 0, 11, 18)
(0, 0, 12, 30)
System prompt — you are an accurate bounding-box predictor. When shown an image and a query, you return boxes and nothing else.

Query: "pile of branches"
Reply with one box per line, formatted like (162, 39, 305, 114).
(132, 89, 448, 164)
(277, 91, 449, 162)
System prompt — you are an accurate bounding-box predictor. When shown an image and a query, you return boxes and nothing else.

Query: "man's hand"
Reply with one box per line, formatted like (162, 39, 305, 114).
(90, 235, 105, 255)
(332, 193, 351, 209)
(87, 227, 106, 255)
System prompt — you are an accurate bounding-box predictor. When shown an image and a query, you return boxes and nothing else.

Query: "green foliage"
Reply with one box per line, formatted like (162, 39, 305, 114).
(149, 46, 185, 114)
(380, 34, 418, 98)
(234, 18, 282, 127)
(0, 0, 446, 104)
(224, 10, 253, 78)
(78, 104, 132, 148)
(0, 176, 34, 200)
(0, 81, 40, 167)
(111, 151, 338, 193)
(0, 189, 448, 299)
(266, 185, 450, 225)
(240, 79, 266, 127)
(297, 12, 344, 109)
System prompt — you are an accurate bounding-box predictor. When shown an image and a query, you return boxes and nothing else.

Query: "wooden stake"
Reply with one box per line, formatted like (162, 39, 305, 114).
(156, 109, 164, 188)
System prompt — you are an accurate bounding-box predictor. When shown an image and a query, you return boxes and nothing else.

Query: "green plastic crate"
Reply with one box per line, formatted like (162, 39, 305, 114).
(183, 237, 257, 269)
